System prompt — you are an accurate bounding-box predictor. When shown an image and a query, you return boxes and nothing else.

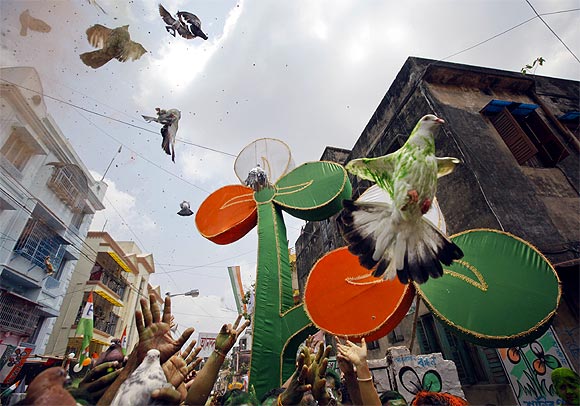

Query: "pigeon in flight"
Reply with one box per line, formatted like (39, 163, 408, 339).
(339, 114, 464, 285)
(80, 24, 147, 69)
(177, 11, 208, 40)
(142, 108, 181, 162)
(110, 349, 170, 406)
(158, 4, 208, 40)
(19, 9, 51, 36)
(177, 201, 194, 216)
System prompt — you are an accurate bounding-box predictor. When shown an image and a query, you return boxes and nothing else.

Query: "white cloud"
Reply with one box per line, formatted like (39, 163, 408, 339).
(89, 171, 157, 238)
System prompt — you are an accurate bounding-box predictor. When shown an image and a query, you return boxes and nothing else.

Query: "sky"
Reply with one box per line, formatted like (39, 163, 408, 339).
(1, 0, 579, 339)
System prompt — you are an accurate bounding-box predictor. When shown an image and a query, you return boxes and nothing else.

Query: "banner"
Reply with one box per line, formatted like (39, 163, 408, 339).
(0, 345, 33, 385)
(499, 327, 573, 406)
(198, 333, 218, 359)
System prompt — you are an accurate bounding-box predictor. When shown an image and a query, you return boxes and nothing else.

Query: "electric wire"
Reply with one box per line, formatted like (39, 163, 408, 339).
(524, 1, 580, 64)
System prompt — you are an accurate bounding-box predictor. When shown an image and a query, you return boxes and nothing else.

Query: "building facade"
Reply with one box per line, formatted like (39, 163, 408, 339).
(295, 57, 579, 404)
(0, 67, 106, 355)
(44, 231, 156, 358)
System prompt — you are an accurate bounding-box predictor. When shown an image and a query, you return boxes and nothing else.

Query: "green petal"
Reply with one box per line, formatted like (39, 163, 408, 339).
(273, 161, 351, 221)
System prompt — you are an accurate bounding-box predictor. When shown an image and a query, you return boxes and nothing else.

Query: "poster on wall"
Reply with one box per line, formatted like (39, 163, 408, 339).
(499, 327, 573, 406)
(0, 345, 33, 385)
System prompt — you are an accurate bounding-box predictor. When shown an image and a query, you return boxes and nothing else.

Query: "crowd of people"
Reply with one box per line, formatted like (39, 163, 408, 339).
(3, 294, 579, 405)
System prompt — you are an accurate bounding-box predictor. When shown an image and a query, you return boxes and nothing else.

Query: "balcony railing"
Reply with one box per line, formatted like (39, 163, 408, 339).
(74, 300, 119, 336)
(89, 265, 127, 299)
(14, 219, 67, 270)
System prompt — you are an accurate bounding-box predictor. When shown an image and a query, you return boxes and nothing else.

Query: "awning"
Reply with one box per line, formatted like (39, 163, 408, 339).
(94, 288, 123, 307)
(107, 251, 132, 273)
(481, 99, 538, 116)
(91, 337, 111, 346)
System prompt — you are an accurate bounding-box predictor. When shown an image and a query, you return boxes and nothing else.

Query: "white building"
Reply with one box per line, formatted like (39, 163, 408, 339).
(0, 66, 106, 355)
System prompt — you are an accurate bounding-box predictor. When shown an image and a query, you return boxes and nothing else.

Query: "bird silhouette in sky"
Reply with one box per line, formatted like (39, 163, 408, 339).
(159, 4, 208, 40)
(142, 108, 181, 163)
(19, 9, 51, 36)
(80, 24, 147, 69)
(177, 201, 194, 216)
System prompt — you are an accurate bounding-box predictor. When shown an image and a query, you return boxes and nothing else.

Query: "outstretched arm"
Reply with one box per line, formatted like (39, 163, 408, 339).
(337, 338, 380, 406)
(185, 315, 250, 406)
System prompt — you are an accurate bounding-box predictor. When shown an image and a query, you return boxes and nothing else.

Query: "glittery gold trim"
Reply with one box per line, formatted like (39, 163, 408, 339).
(279, 321, 314, 385)
(443, 260, 488, 291)
(221, 193, 255, 209)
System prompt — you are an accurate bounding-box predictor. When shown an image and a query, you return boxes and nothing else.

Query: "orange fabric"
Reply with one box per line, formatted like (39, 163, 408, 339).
(195, 185, 257, 245)
(304, 247, 415, 341)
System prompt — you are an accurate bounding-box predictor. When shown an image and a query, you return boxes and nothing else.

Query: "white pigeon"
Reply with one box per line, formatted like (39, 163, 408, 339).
(143, 108, 181, 163)
(177, 201, 193, 216)
(110, 349, 170, 406)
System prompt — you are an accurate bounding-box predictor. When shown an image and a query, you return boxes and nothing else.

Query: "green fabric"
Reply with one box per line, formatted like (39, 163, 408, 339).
(418, 229, 560, 348)
(248, 161, 351, 399)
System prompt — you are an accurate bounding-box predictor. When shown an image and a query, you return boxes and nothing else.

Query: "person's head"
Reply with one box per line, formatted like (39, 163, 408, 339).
(552, 367, 580, 405)
(380, 390, 407, 406)
(221, 388, 259, 406)
(325, 368, 342, 402)
(260, 387, 285, 406)
(411, 391, 468, 406)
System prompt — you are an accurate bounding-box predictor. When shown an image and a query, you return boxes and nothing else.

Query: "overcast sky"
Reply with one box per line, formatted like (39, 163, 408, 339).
(1, 0, 578, 339)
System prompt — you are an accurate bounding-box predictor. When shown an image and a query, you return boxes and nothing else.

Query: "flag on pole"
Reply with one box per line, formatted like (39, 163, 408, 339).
(120, 325, 128, 355)
(227, 266, 246, 314)
(75, 292, 94, 367)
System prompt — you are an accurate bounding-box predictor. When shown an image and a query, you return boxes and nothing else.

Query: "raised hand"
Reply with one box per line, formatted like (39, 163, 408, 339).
(303, 342, 332, 405)
(163, 339, 202, 401)
(336, 338, 367, 368)
(280, 352, 311, 406)
(135, 294, 194, 364)
(214, 314, 250, 356)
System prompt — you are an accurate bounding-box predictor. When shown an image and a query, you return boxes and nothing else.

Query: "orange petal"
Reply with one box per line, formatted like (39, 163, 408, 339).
(195, 185, 257, 245)
(304, 247, 415, 341)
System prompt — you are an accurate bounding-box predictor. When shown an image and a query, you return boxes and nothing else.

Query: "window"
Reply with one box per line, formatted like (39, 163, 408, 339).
(388, 326, 405, 343)
(416, 313, 508, 385)
(1, 130, 35, 171)
(70, 211, 84, 230)
(558, 111, 579, 140)
(14, 219, 68, 270)
(481, 100, 569, 167)
(0, 291, 42, 335)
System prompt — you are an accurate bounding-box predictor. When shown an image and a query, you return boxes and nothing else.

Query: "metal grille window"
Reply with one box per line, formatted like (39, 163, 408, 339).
(14, 219, 68, 269)
(0, 291, 41, 335)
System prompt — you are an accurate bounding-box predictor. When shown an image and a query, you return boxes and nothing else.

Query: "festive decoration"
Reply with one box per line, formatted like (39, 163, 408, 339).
(304, 247, 414, 341)
(339, 115, 463, 284)
(417, 229, 561, 348)
(304, 185, 446, 341)
(196, 138, 351, 398)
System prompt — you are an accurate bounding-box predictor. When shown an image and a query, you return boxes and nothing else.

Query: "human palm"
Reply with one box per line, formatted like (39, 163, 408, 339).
(214, 314, 250, 355)
(135, 295, 194, 364)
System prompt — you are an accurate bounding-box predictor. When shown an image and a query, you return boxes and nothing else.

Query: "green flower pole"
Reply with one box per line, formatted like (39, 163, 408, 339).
(196, 140, 351, 398)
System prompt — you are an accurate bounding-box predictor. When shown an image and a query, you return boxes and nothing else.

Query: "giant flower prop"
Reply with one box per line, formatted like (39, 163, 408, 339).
(196, 139, 351, 398)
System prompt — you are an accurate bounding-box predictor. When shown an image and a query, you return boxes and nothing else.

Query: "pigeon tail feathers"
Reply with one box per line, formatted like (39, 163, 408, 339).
(338, 199, 463, 284)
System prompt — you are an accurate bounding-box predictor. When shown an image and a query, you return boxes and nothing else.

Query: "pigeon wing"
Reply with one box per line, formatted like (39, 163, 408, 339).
(86, 24, 112, 49)
(118, 41, 147, 62)
(345, 151, 400, 196)
(158, 4, 177, 26)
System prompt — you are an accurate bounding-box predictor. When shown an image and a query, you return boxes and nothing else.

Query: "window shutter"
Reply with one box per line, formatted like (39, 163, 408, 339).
(524, 111, 569, 165)
(491, 108, 538, 164)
